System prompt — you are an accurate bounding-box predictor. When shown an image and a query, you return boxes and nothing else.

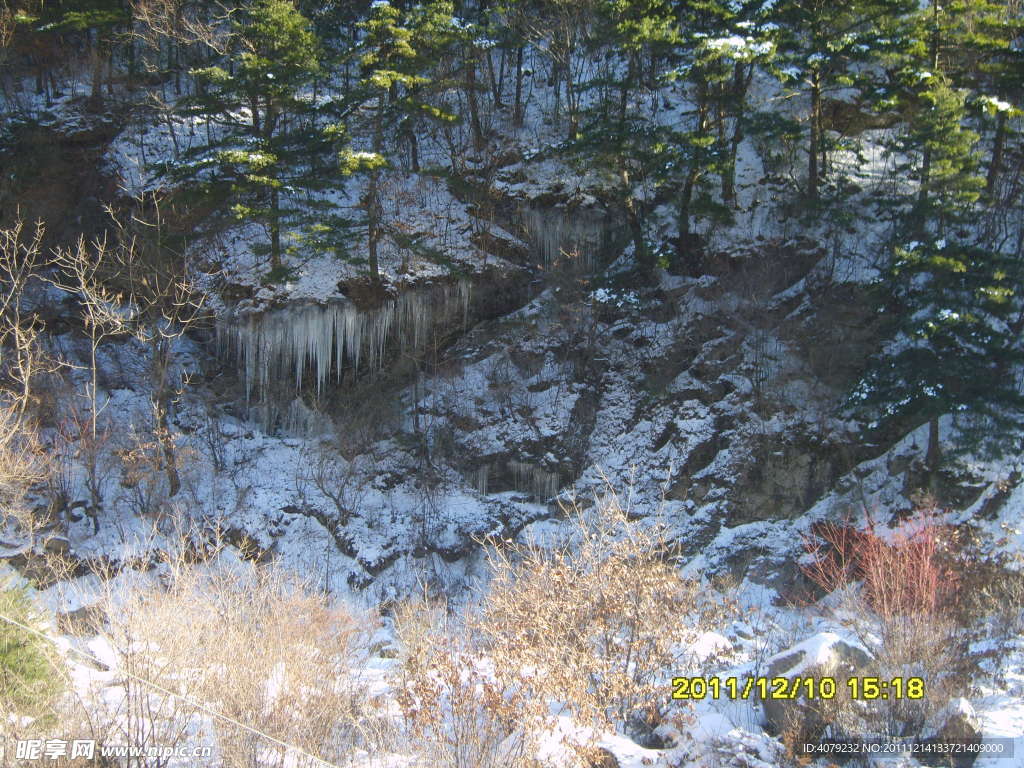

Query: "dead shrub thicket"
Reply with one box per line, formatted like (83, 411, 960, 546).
(114, 420, 203, 528)
(43, 546, 389, 768)
(477, 490, 726, 738)
(44, 197, 208, 529)
(121, 560, 378, 767)
(394, 595, 546, 768)
(0, 221, 49, 540)
(394, 488, 730, 766)
(297, 439, 370, 528)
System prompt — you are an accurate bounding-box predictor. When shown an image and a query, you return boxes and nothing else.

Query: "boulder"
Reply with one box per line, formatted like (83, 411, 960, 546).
(919, 697, 983, 768)
(587, 747, 619, 768)
(761, 632, 872, 741)
(43, 535, 70, 556)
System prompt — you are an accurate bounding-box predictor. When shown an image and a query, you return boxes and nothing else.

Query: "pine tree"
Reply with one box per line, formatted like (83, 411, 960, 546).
(854, 63, 1024, 472)
(947, 0, 1024, 194)
(517, 0, 600, 139)
(564, 0, 678, 273)
(903, 75, 986, 233)
(0, 583, 61, 713)
(769, 0, 915, 202)
(886, 0, 1024, 215)
(19, 0, 130, 106)
(667, 0, 771, 259)
(169, 0, 335, 275)
(852, 237, 1024, 470)
(341, 0, 457, 283)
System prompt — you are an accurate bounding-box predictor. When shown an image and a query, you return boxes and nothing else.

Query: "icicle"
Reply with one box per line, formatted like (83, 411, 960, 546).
(222, 279, 475, 399)
(474, 464, 490, 495)
(508, 459, 560, 502)
(517, 205, 609, 271)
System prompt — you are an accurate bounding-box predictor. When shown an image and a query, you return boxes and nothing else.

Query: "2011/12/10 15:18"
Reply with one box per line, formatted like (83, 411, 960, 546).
(670, 676, 926, 701)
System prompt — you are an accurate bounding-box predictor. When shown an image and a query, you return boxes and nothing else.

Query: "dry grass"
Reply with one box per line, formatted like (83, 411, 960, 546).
(107, 557, 380, 767)
(394, 594, 545, 768)
(24, 544, 390, 768)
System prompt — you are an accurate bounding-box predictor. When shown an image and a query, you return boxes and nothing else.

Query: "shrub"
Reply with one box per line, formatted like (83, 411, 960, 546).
(800, 506, 972, 741)
(802, 506, 960, 620)
(472, 488, 725, 749)
(390, 489, 727, 766)
(394, 595, 545, 768)
(65, 548, 386, 768)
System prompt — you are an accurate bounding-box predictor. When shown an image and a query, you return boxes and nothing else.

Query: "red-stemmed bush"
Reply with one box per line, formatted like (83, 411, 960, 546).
(802, 505, 961, 620)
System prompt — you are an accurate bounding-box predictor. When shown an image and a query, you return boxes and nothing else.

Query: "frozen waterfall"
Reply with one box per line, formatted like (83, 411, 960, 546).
(472, 459, 561, 502)
(516, 203, 618, 271)
(220, 280, 472, 398)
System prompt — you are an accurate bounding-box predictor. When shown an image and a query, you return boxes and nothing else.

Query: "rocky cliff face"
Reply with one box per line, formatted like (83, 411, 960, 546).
(196, 227, 888, 595)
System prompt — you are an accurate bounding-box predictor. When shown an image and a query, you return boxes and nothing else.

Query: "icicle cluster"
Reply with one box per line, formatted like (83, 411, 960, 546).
(472, 465, 490, 495)
(509, 459, 560, 501)
(221, 280, 472, 398)
(517, 204, 612, 270)
(473, 459, 560, 501)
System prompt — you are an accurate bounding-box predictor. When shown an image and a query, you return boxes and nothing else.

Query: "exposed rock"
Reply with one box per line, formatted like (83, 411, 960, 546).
(587, 747, 620, 768)
(761, 633, 873, 741)
(43, 535, 70, 556)
(919, 698, 983, 768)
(56, 604, 106, 636)
(222, 527, 276, 564)
(728, 434, 845, 524)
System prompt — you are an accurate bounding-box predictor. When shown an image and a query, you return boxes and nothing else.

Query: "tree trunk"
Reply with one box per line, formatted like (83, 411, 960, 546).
(679, 172, 695, 238)
(152, 343, 181, 499)
(127, 36, 136, 91)
(715, 86, 731, 205)
(367, 107, 384, 283)
(986, 109, 1007, 195)
(808, 72, 821, 202)
(270, 185, 281, 270)
(619, 55, 633, 126)
(465, 49, 485, 151)
(90, 33, 105, 106)
(723, 62, 750, 208)
(917, 146, 932, 223)
(106, 49, 115, 95)
(678, 86, 708, 264)
(496, 46, 507, 105)
(408, 127, 420, 173)
(916, 0, 939, 223)
(925, 415, 941, 492)
(487, 47, 504, 108)
(366, 173, 381, 283)
(621, 168, 648, 273)
(249, 97, 261, 137)
(564, 61, 578, 140)
(513, 45, 524, 127)
(551, 62, 561, 127)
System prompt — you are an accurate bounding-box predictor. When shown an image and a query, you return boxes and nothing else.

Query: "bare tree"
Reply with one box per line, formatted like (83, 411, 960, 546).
(48, 195, 209, 506)
(520, 0, 597, 139)
(0, 220, 51, 542)
(105, 195, 209, 498)
(299, 440, 369, 528)
(48, 234, 132, 450)
(130, 0, 230, 94)
(0, 220, 48, 414)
